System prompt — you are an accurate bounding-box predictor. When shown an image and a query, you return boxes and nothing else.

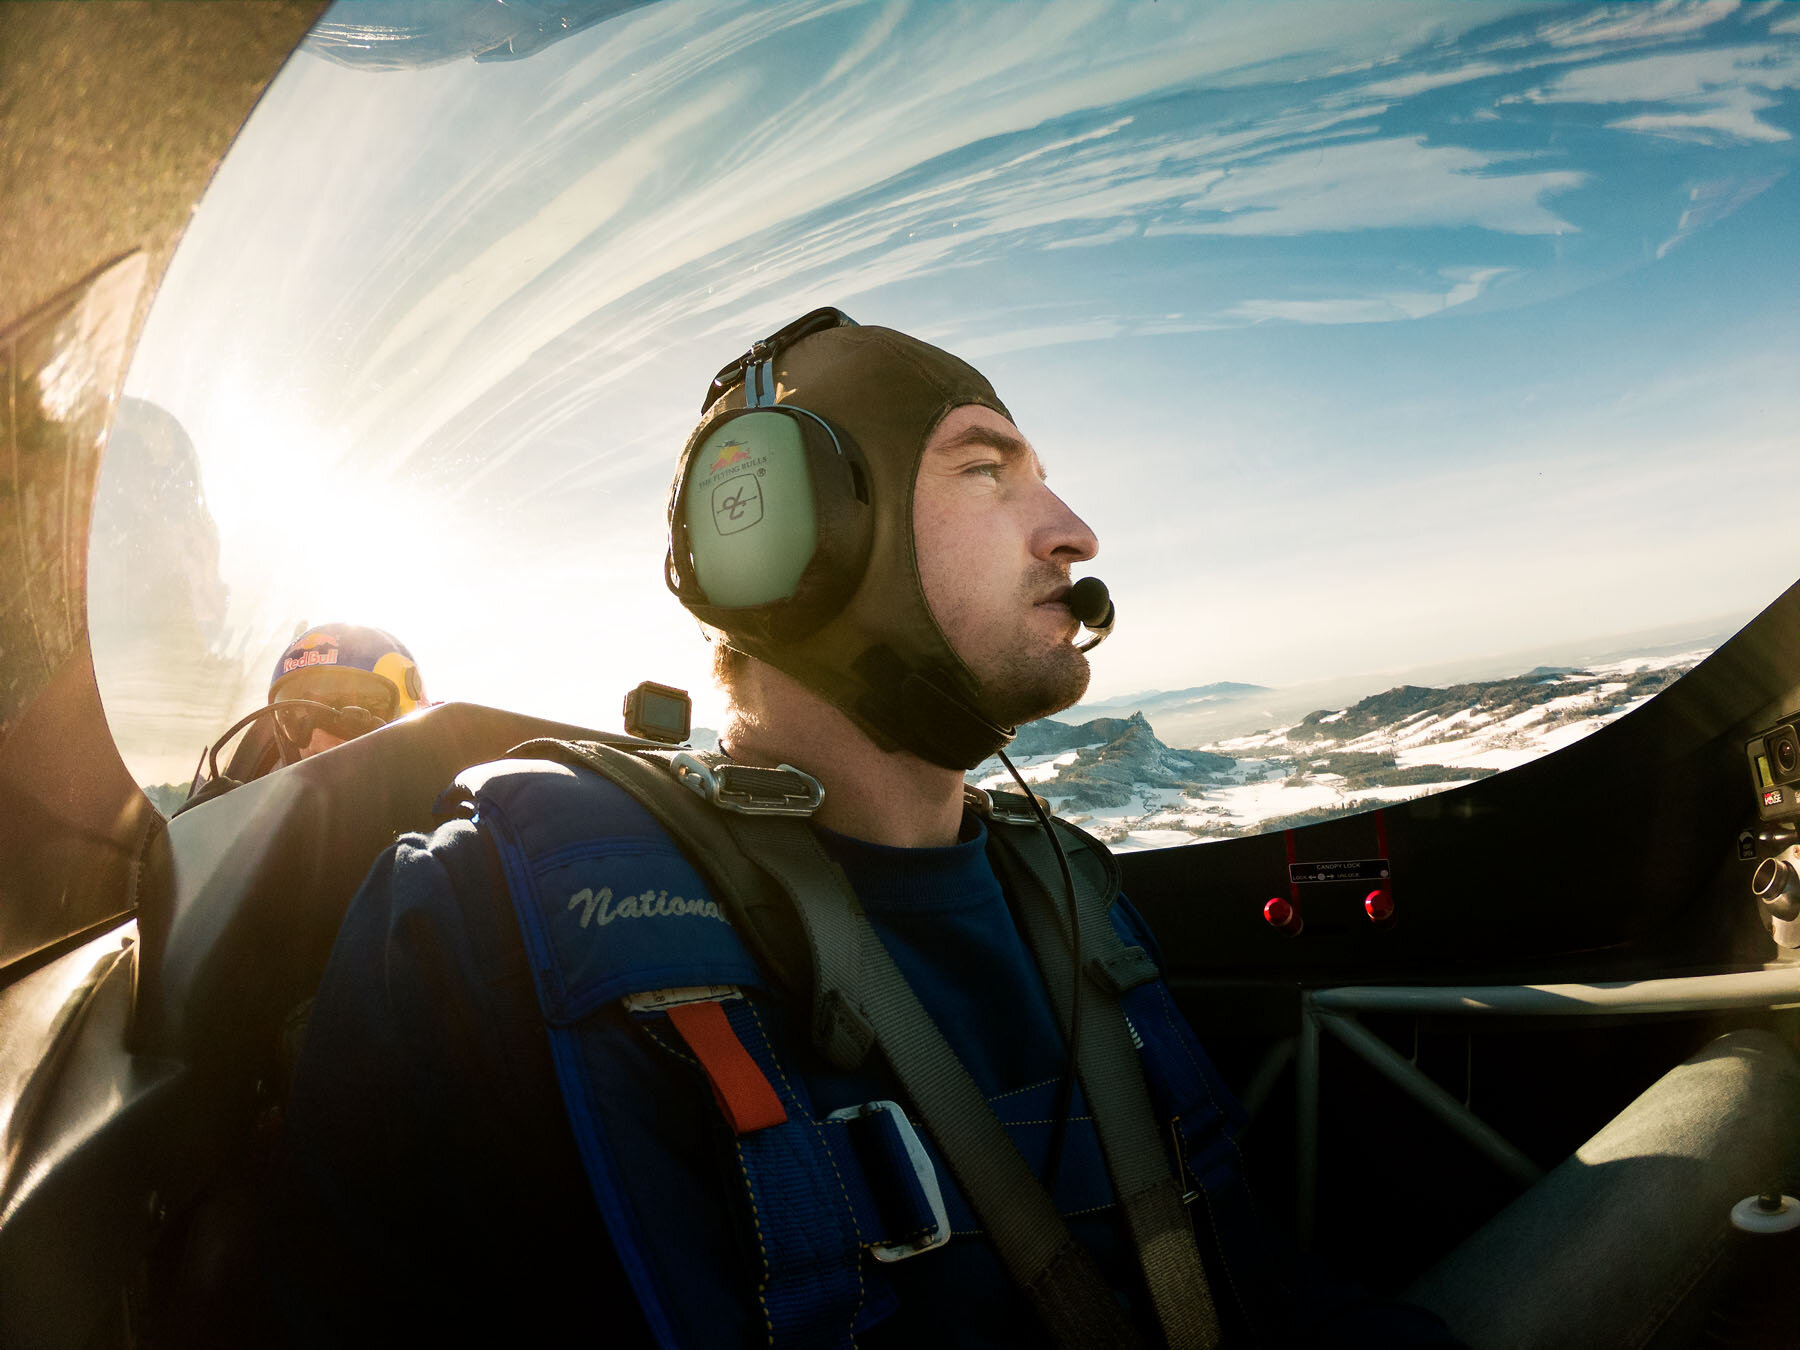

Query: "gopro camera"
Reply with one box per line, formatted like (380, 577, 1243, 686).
(1746, 716, 1800, 823)
(623, 680, 692, 745)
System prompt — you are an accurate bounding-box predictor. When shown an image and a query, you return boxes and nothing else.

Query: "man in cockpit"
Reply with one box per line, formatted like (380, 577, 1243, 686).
(185, 623, 428, 807)
(267, 313, 1800, 1348)
(263, 623, 429, 762)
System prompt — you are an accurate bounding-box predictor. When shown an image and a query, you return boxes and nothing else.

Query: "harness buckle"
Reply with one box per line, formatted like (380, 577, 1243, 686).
(826, 1100, 952, 1262)
(672, 752, 824, 816)
(963, 784, 1043, 827)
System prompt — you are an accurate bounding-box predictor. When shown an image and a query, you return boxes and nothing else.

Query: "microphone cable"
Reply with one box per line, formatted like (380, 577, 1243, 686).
(999, 575, 1114, 1186)
(999, 747, 1083, 1190)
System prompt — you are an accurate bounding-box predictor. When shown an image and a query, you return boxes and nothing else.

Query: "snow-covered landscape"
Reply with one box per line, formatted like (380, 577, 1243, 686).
(148, 650, 1712, 839)
(972, 650, 1709, 853)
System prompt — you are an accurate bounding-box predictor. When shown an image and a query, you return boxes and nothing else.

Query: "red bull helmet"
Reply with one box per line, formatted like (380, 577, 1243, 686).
(267, 623, 427, 721)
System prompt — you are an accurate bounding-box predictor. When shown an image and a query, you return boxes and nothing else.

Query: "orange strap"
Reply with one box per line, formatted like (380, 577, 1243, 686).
(665, 999, 789, 1134)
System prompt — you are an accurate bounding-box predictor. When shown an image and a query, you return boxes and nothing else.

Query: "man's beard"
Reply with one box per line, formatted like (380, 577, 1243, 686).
(974, 636, 1091, 730)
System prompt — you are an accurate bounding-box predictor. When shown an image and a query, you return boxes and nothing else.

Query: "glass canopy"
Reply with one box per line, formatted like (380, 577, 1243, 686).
(91, 0, 1800, 842)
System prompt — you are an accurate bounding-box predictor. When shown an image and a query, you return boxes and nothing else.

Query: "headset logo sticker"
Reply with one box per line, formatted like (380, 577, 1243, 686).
(709, 439, 751, 474)
(713, 476, 763, 534)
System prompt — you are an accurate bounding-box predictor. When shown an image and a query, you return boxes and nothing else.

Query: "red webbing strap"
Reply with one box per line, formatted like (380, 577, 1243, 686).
(665, 1000, 788, 1134)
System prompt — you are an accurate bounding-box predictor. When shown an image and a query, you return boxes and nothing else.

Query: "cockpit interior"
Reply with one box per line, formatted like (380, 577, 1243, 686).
(3, 2, 1799, 1344)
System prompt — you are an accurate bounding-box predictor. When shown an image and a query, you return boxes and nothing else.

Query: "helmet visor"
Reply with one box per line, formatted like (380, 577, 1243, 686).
(272, 667, 399, 723)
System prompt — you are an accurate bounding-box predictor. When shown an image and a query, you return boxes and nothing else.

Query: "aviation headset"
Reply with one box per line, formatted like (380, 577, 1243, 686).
(665, 307, 1114, 769)
(665, 307, 874, 644)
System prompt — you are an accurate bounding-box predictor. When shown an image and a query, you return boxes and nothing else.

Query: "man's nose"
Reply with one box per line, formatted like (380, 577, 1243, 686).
(1037, 486, 1099, 563)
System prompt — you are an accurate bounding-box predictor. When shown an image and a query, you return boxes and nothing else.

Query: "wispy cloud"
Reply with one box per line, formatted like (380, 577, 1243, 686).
(1230, 266, 1510, 324)
(1512, 43, 1800, 143)
(1610, 88, 1790, 143)
(1658, 171, 1787, 254)
(1147, 137, 1583, 236)
(1533, 0, 1740, 51)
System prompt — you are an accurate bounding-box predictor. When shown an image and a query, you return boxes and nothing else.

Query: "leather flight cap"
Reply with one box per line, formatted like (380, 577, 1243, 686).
(677, 321, 1020, 769)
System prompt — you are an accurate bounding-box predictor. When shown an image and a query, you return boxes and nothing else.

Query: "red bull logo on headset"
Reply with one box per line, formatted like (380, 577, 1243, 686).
(708, 439, 751, 474)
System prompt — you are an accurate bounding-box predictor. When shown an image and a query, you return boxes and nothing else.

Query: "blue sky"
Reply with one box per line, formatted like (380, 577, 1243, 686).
(99, 0, 1800, 782)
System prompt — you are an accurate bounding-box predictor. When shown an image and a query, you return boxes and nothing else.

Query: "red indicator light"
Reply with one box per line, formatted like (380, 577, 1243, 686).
(1263, 897, 1304, 936)
(1364, 888, 1395, 923)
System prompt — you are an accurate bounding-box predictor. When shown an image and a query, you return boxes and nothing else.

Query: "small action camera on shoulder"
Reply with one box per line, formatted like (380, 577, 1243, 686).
(623, 680, 692, 745)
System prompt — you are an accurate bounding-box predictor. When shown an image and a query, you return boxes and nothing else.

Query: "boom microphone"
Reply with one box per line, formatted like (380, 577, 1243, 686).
(1068, 576, 1115, 652)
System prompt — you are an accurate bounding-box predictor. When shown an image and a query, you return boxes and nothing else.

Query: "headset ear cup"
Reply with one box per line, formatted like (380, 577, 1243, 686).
(669, 406, 871, 638)
(780, 414, 870, 637)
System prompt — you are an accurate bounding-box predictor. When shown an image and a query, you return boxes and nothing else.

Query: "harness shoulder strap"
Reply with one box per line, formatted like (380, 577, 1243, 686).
(721, 807, 1145, 1350)
(986, 808, 1223, 1350)
(996, 818, 1289, 1339)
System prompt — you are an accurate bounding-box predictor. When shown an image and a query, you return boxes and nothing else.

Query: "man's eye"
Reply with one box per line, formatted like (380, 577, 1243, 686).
(964, 461, 1002, 478)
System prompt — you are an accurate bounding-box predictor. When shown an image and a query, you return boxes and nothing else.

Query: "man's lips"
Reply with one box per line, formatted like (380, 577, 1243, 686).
(1032, 587, 1082, 639)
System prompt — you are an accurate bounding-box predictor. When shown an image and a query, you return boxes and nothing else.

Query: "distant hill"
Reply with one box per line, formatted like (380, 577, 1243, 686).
(976, 710, 1234, 815)
(1062, 682, 1283, 747)
(1284, 664, 1688, 746)
(142, 781, 189, 817)
(1008, 714, 1146, 757)
(1071, 681, 1270, 715)
(981, 649, 1706, 851)
(1035, 712, 1234, 812)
